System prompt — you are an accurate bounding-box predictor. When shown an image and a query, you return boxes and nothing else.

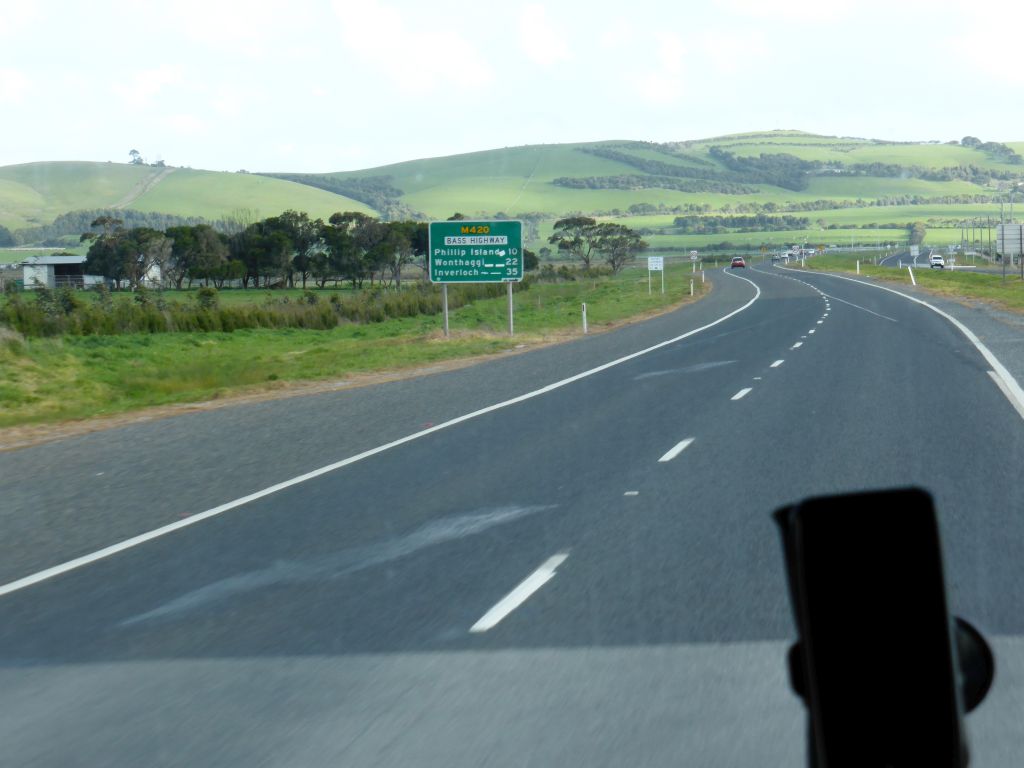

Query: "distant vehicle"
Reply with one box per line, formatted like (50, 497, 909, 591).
(930, 254, 945, 269)
(731, 256, 746, 269)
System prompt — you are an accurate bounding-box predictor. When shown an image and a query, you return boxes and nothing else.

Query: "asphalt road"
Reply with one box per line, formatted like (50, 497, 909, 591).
(3, 264, 1024, 766)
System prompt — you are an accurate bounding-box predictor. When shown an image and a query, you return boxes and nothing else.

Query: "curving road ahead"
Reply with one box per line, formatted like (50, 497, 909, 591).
(2, 264, 1024, 766)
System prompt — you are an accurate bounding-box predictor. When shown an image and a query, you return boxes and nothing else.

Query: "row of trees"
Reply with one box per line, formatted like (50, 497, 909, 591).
(958, 137, 1022, 164)
(672, 214, 811, 234)
(551, 174, 756, 195)
(547, 217, 648, 272)
(81, 211, 544, 291)
(16, 208, 220, 246)
(82, 211, 429, 290)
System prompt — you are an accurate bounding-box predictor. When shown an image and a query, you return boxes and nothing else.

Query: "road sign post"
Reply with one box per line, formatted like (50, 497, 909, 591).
(507, 282, 514, 336)
(442, 284, 449, 337)
(429, 219, 523, 336)
(648, 256, 664, 295)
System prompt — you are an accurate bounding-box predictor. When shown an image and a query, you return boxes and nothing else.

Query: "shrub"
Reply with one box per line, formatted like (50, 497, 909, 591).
(195, 286, 219, 310)
(2, 280, 533, 337)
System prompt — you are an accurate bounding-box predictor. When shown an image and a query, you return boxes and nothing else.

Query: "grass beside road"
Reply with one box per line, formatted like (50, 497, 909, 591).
(791, 253, 1024, 313)
(0, 264, 709, 428)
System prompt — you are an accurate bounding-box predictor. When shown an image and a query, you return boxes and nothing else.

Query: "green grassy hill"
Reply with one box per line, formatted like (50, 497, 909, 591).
(264, 131, 1018, 250)
(128, 168, 375, 220)
(293, 132, 1021, 215)
(0, 162, 151, 229)
(0, 162, 374, 233)
(4, 131, 1022, 252)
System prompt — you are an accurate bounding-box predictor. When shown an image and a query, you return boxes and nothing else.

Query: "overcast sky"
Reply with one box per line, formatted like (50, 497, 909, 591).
(1, 0, 1019, 173)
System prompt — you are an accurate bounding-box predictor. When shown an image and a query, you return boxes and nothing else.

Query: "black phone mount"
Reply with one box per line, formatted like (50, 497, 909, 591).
(775, 489, 994, 768)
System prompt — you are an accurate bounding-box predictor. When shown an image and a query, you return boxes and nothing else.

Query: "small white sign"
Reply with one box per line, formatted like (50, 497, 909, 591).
(689, 250, 699, 261)
(909, 245, 920, 257)
(998, 224, 1024, 258)
(648, 256, 664, 271)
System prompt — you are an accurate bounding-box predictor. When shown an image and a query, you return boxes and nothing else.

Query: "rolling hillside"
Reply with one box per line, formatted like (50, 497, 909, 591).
(0, 162, 374, 233)
(279, 132, 1021, 217)
(274, 131, 1021, 249)
(3, 131, 1022, 252)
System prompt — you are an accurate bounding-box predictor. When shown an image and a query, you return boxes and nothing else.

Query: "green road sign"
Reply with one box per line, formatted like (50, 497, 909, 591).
(429, 220, 523, 283)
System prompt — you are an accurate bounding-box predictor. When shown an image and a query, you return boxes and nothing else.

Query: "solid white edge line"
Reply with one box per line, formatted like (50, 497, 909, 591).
(0, 270, 764, 598)
(658, 437, 695, 463)
(776, 265, 1024, 420)
(770, 360, 784, 368)
(732, 387, 753, 401)
(469, 553, 569, 633)
(988, 372, 1024, 421)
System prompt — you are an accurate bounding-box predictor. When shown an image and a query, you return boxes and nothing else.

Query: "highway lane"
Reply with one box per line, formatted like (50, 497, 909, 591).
(3, 264, 1024, 765)
(0, 266, 757, 585)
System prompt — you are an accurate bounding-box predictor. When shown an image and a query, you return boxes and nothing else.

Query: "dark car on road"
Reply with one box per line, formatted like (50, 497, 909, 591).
(731, 256, 746, 268)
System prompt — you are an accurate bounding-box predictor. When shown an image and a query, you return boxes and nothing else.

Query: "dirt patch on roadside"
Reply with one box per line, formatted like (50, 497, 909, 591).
(0, 285, 712, 452)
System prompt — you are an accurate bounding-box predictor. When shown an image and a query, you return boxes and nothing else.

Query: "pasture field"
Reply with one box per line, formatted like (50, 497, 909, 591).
(0, 263, 707, 427)
(3, 131, 1022, 268)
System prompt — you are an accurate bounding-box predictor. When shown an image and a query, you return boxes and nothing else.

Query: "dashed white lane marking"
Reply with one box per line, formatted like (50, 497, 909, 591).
(732, 388, 753, 401)
(624, 491, 639, 497)
(0, 270, 766, 599)
(821, 293, 897, 323)
(470, 553, 569, 633)
(771, 360, 785, 368)
(659, 438, 695, 463)
(775, 264, 1024, 420)
(817, 320, 824, 324)
(791, 342, 803, 349)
